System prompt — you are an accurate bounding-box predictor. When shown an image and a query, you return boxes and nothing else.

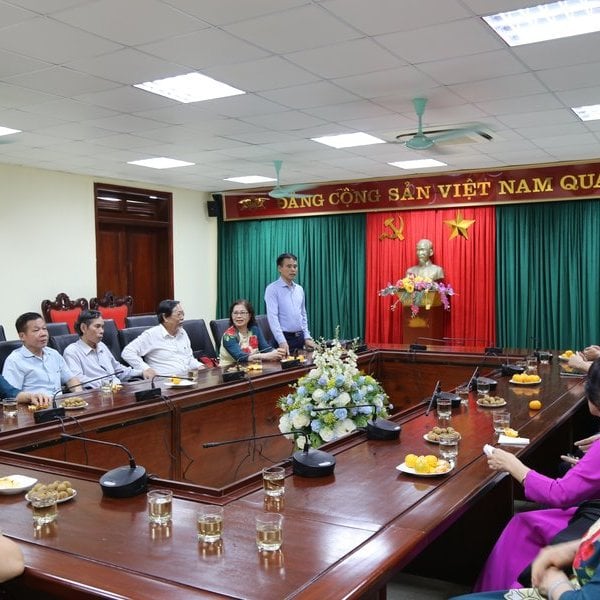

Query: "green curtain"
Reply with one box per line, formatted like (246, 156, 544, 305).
(217, 214, 366, 341)
(496, 200, 600, 350)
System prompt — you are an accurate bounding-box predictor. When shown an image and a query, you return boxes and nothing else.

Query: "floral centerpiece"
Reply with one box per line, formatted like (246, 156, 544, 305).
(379, 274, 454, 317)
(278, 336, 391, 449)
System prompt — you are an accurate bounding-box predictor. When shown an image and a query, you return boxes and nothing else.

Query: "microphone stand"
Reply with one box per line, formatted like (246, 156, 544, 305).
(425, 380, 441, 416)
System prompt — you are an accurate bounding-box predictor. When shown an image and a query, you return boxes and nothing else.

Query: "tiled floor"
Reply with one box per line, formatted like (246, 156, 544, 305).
(387, 574, 471, 599)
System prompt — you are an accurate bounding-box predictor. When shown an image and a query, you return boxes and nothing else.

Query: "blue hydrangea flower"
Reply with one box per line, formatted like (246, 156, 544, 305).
(327, 388, 339, 399)
(359, 405, 374, 414)
(333, 408, 348, 420)
(318, 376, 328, 386)
(286, 395, 294, 405)
(335, 374, 345, 386)
(297, 386, 306, 397)
(310, 419, 322, 432)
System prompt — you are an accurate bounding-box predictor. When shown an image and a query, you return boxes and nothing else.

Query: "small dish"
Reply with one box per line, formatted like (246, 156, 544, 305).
(423, 432, 462, 444)
(60, 401, 89, 410)
(0, 475, 38, 495)
(476, 399, 507, 408)
(510, 378, 541, 385)
(26, 489, 77, 504)
(558, 354, 572, 361)
(163, 379, 194, 388)
(396, 462, 453, 477)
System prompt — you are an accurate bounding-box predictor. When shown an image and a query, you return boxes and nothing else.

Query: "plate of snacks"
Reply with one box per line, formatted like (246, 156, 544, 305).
(27, 401, 50, 412)
(559, 350, 575, 361)
(510, 373, 541, 385)
(397, 454, 453, 476)
(424, 426, 461, 443)
(0, 474, 38, 495)
(477, 395, 507, 407)
(26, 480, 76, 503)
(60, 397, 88, 410)
(163, 377, 194, 388)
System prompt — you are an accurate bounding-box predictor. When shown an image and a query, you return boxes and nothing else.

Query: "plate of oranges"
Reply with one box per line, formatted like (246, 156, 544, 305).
(396, 454, 453, 476)
(510, 373, 541, 385)
(559, 350, 575, 361)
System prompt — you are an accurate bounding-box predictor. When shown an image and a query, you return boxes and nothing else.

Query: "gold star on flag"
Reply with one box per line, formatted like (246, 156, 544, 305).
(444, 211, 475, 240)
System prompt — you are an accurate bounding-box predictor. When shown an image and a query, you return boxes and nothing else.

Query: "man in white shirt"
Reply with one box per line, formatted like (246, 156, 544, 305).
(121, 300, 204, 376)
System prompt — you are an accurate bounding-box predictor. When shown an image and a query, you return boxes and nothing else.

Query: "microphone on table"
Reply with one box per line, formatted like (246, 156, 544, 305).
(203, 429, 336, 477)
(442, 337, 503, 355)
(281, 348, 301, 370)
(222, 355, 248, 383)
(424, 380, 441, 416)
(60, 432, 147, 497)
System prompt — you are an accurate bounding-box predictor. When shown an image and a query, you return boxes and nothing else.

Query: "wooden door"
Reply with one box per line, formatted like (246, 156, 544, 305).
(95, 184, 173, 314)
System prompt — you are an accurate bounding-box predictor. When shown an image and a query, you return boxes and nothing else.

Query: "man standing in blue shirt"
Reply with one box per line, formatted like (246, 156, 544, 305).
(264, 253, 315, 354)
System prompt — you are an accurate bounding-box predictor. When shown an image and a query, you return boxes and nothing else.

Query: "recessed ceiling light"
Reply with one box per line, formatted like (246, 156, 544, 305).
(483, 0, 600, 47)
(128, 157, 195, 169)
(311, 132, 386, 148)
(134, 72, 245, 103)
(0, 126, 21, 136)
(572, 103, 600, 121)
(224, 176, 277, 184)
(388, 159, 447, 169)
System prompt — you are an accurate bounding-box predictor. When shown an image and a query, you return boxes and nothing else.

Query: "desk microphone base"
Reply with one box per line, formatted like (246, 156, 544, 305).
(99, 466, 147, 498)
(33, 407, 66, 424)
(292, 449, 335, 477)
(366, 418, 401, 441)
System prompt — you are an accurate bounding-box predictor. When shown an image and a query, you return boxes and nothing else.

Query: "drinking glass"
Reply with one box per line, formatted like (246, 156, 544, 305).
(492, 410, 511, 433)
(526, 355, 538, 375)
(436, 397, 452, 419)
(476, 379, 490, 396)
(147, 489, 173, 525)
(256, 513, 283, 551)
(197, 505, 224, 543)
(538, 351, 551, 365)
(2, 398, 18, 418)
(262, 466, 285, 497)
(30, 490, 58, 526)
(438, 435, 459, 464)
(456, 385, 470, 406)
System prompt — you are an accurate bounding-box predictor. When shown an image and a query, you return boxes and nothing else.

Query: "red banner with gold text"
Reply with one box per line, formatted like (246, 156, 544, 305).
(223, 160, 600, 221)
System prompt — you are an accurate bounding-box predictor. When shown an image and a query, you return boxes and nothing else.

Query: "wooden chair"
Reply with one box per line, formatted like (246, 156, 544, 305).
(89, 291, 133, 330)
(41, 293, 88, 334)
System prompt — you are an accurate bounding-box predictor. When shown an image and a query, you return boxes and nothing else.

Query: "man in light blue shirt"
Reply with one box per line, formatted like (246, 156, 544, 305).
(2, 312, 81, 395)
(264, 253, 315, 354)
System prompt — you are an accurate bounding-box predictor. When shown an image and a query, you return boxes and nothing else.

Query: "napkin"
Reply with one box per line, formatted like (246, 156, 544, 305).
(498, 434, 529, 445)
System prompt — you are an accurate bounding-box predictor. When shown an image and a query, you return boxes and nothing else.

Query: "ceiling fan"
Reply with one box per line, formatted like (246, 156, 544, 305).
(396, 97, 492, 150)
(231, 160, 313, 199)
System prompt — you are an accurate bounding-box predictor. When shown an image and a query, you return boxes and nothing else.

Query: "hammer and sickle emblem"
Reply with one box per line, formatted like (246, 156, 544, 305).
(379, 216, 404, 241)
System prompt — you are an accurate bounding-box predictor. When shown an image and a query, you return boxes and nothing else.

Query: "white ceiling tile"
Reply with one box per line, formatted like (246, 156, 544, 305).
(449, 73, 548, 102)
(54, 0, 205, 46)
(536, 62, 600, 92)
(259, 81, 360, 109)
(6, 0, 96, 14)
(76, 86, 175, 112)
(223, 5, 361, 54)
(242, 110, 327, 131)
(0, 49, 51, 78)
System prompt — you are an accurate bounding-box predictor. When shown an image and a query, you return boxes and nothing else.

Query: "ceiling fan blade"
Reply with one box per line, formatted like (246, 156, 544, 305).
(269, 185, 313, 199)
(428, 127, 492, 144)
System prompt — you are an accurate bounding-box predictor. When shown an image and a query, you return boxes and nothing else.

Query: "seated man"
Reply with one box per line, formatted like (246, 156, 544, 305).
(0, 374, 50, 406)
(2, 312, 81, 395)
(121, 300, 204, 376)
(64, 310, 155, 388)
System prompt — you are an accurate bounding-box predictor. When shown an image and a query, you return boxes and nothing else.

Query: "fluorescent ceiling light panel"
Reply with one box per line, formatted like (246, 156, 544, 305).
(134, 72, 245, 103)
(483, 0, 600, 47)
(572, 103, 600, 120)
(311, 132, 386, 148)
(388, 159, 447, 169)
(128, 157, 195, 169)
(0, 126, 22, 136)
(224, 176, 277, 184)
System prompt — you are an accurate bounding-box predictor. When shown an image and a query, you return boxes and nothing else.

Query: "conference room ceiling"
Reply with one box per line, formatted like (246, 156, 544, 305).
(0, 0, 598, 194)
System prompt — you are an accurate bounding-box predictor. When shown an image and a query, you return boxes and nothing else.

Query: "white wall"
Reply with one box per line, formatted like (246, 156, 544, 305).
(0, 163, 217, 338)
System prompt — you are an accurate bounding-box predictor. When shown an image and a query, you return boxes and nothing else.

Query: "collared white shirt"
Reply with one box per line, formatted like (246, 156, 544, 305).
(121, 324, 201, 375)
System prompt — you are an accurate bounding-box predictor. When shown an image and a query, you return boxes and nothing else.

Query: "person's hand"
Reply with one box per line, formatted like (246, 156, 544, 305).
(16, 392, 50, 407)
(574, 432, 600, 453)
(279, 342, 290, 356)
(560, 454, 580, 466)
(583, 345, 600, 360)
(531, 540, 579, 587)
(568, 352, 590, 372)
(304, 338, 316, 350)
(486, 447, 529, 483)
(142, 368, 156, 380)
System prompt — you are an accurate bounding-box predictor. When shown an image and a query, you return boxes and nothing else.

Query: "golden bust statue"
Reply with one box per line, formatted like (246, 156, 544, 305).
(406, 239, 444, 281)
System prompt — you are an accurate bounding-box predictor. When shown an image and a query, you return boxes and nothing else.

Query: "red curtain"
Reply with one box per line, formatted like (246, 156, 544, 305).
(365, 207, 496, 346)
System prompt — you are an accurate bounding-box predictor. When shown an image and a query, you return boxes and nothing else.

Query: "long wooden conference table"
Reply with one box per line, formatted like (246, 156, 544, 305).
(0, 346, 589, 599)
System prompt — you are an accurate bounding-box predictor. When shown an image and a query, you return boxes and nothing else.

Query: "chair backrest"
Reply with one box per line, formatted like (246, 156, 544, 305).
(117, 326, 151, 365)
(0, 340, 22, 373)
(0, 325, 5, 342)
(46, 322, 70, 337)
(48, 333, 79, 355)
(182, 319, 217, 360)
(125, 315, 159, 328)
(209, 318, 231, 352)
(90, 291, 133, 329)
(255, 314, 276, 349)
(102, 319, 122, 362)
(41, 293, 88, 334)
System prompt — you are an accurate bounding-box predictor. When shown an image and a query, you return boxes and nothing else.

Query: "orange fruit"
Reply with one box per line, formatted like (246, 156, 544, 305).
(414, 456, 430, 473)
(529, 400, 542, 410)
(425, 455, 438, 467)
(405, 454, 418, 468)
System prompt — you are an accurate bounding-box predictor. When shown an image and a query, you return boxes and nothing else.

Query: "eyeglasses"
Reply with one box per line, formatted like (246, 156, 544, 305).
(232, 311, 249, 316)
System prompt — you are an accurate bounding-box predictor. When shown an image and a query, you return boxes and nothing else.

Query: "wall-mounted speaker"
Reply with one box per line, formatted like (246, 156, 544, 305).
(207, 194, 222, 218)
